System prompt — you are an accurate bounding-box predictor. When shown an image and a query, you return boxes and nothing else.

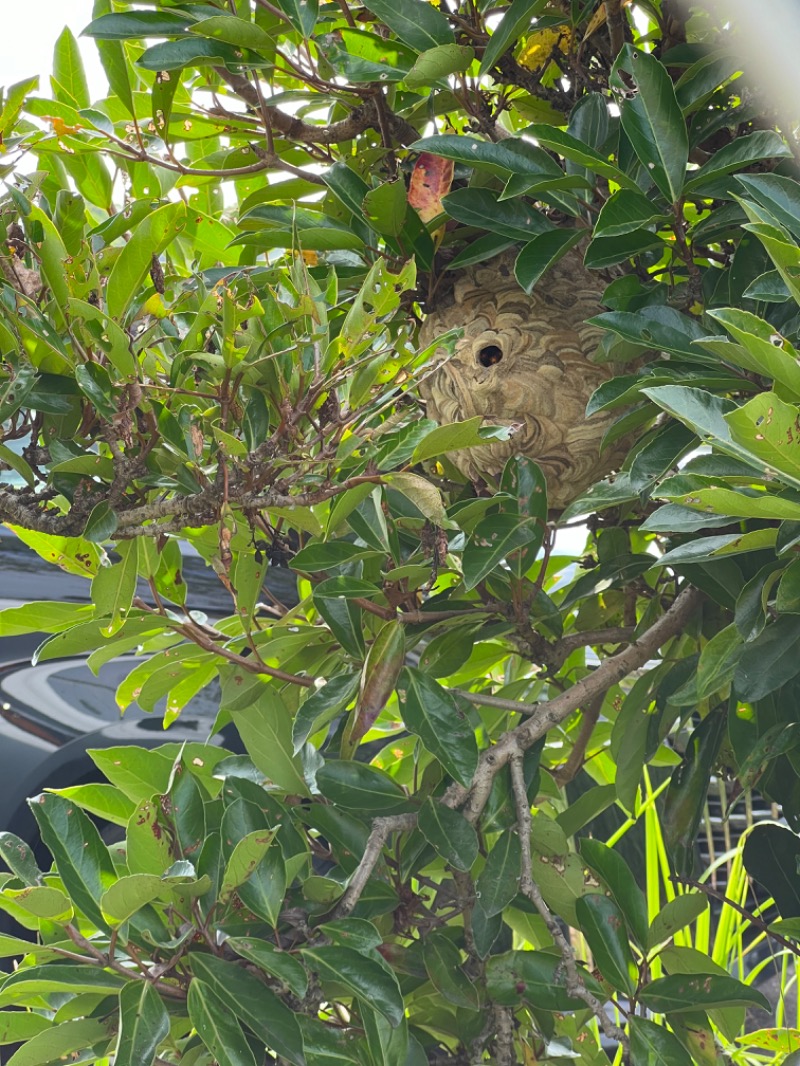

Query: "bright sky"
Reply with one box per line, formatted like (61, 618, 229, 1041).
(7, 0, 106, 99)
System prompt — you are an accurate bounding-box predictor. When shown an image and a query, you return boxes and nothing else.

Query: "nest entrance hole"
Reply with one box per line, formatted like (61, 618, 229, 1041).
(478, 344, 503, 368)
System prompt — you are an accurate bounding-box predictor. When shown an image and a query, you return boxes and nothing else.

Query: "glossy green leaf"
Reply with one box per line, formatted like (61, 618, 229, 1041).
(398, 668, 478, 787)
(486, 950, 604, 1011)
(106, 202, 186, 322)
(115, 981, 170, 1066)
(685, 131, 791, 192)
(422, 931, 480, 1009)
(363, 180, 407, 236)
(630, 1016, 693, 1066)
(462, 513, 542, 591)
(2, 1017, 113, 1065)
(618, 45, 687, 202)
(28, 793, 116, 930)
(230, 686, 310, 797)
(418, 798, 478, 872)
(187, 980, 258, 1066)
(227, 936, 309, 998)
(190, 954, 306, 1066)
(293, 673, 360, 753)
(648, 892, 708, 949)
(515, 229, 584, 294)
(442, 187, 552, 240)
(362, 0, 454, 51)
(474, 832, 521, 917)
(316, 760, 410, 814)
(579, 839, 649, 948)
(0, 833, 42, 887)
(736, 614, 800, 701)
(639, 973, 769, 1014)
(303, 945, 404, 1026)
(663, 711, 726, 877)
(575, 894, 636, 995)
(742, 823, 800, 918)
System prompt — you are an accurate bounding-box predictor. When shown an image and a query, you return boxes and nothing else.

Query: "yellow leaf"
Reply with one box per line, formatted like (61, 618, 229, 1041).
(517, 27, 574, 71)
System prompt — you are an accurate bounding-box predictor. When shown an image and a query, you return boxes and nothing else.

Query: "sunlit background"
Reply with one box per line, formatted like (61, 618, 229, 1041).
(6, 1, 105, 97)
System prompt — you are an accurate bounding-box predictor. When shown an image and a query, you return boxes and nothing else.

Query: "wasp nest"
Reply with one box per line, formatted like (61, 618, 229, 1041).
(419, 250, 630, 508)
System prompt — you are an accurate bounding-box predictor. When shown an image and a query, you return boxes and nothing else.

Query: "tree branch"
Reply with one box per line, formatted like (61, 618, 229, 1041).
(333, 814, 417, 918)
(510, 753, 628, 1049)
(448, 585, 703, 823)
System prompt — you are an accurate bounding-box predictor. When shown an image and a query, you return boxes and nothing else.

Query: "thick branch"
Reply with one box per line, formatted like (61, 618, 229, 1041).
(333, 814, 417, 918)
(448, 586, 702, 822)
(329, 586, 702, 919)
(214, 71, 419, 146)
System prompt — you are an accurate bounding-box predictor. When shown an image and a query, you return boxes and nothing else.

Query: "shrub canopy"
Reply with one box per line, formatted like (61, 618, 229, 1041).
(1, 1, 800, 1064)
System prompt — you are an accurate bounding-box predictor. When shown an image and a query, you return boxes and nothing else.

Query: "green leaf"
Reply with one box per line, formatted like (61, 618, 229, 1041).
(0, 1011, 51, 1044)
(418, 798, 478, 872)
(89, 746, 173, 803)
(28, 792, 116, 930)
(474, 832, 521, 917)
(188, 980, 258, 1066)
(302, 946, 404, 1027)
(106, 202, 186, 322)
(0, 965, 126, 1008)
(479, 0, 550, 73)
(91, 540, 138, 637)
(398, 668, 478, 787)
(575, 894, 636, 995)
(271, 0, 318, 36)
(648, 892, 709, 949)
(736, 615, 800, 701)
(101, 873, 164, 925)
(83, 11, 199, 38)
(639, 973, 769, 1013)
(230, 686, 311, 797)
(344, 621, 405, 755)
(441, 187, 552, 240)
(362, 0, 454, 52)
(514, 229, 584, 294)
(462, 513, 542, 591)
(115, 981, 170, 1066)
(524, 124, 638, 190)
(663, 711, 726, 877)
(742, 823, 800, 918)
(316, 760, 410, 815)
(579, 839, 649, 948)
(406, 44, 474, 87)
(226, 936, 308, 998)
(618, 45, 688, 202)
(486, 951, 604, 1011)
(422, 931, 480, 1009)
(189, 14, 275, 50)
(412, 416, 506, 464)
(1, 1017, 113, 1066)
(52, 27, 90, 110)
(293, 673, 360, 753)
(629, 1016, 693, 1066)
(594, 188, 669, 238)
(737, 173, 800, 240)
(362, 180, 407, 236)
(219, 829, 277, 904)
(292, 540, 381, 572)
(383, 472, 449, 525)
(190, 955, 306, 1066)
(685, 131, 791, 192)
(725, 391, 800, 490)
(0, 832, 42, 887)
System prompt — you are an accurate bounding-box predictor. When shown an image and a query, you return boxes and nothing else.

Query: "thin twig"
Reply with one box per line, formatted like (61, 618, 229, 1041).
(670, 875, 800, 959)
(333, 814, 417, 918)
(510, 754, 628, 1049)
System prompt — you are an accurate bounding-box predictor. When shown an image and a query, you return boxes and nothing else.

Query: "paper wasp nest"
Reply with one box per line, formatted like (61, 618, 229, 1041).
(419, 250, 630, 508)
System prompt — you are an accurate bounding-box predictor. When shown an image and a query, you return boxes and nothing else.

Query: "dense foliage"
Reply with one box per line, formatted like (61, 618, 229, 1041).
(2, 0, 800, 1062)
